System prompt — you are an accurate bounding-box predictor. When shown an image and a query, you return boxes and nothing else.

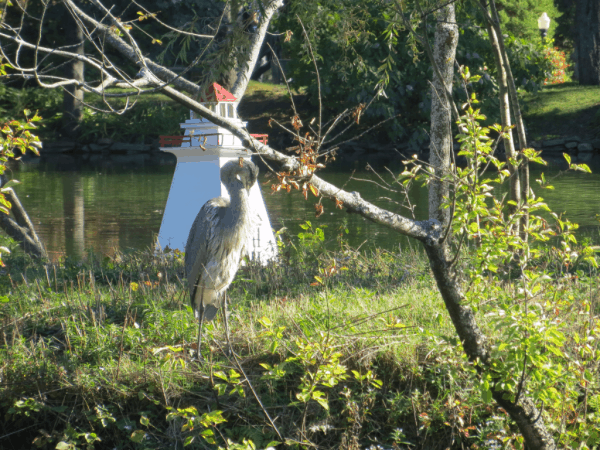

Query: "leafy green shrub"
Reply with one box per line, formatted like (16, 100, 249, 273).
(0, 85, 62, 133)
(504, 35, 554, 91)
(0, 83, 187, 143)
(400, 79, 600, 448)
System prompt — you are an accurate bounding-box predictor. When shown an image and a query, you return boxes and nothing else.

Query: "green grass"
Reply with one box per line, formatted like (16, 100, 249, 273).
(244, 80, 298, 99)
(0, 236, 483, 449)
(521, 82, 600, 140)
(0, 228, 599, 449)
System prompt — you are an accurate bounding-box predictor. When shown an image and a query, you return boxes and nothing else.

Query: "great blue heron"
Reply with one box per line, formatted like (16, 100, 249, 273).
(185, 159, 258, 358)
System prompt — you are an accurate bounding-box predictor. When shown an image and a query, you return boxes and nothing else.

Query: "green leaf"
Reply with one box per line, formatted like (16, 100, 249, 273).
(55, 443, 73, 450)
(0, 179, 20, 190)
(213, 371, 228, 382)
(130, 430, 145, 443)
(201, 429, 216, 444)
(547, 346, 564, 358)
(575, 163, 592, 173)
(184, 436, 195, 447)
(482, 389, 492, 404)
(296, 391, 311, 403)
(314, 395, 329, 410)
(140, 415, 149, 426)
(215, 383, 227, 396)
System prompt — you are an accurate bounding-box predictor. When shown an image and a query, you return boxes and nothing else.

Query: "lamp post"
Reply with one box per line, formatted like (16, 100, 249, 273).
(538, 12, 550, 43)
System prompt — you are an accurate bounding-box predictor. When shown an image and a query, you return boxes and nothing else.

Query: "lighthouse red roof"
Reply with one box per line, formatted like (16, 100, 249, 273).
(199, 82, 237, 102)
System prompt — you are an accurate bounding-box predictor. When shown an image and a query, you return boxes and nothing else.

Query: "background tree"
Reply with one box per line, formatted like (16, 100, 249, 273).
(61, 11, 85, 138)
(576, 0, 600, 85)
(276, 0, 555, 151)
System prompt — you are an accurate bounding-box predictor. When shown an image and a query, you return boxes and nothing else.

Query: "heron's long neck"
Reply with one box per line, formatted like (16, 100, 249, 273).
(228, 185, 250, 225)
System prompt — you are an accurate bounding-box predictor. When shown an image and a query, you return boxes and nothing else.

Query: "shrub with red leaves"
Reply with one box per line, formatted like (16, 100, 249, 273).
(543, 46, 571, 85)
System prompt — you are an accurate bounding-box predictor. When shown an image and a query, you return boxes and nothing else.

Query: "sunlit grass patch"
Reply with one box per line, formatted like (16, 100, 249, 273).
(522, 82, 600, 140)
(0, 230, 598, 449)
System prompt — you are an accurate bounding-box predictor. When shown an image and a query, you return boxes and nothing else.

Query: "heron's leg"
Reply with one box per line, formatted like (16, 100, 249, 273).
(223, 292, 232, 357)
(197, 305, 205, 361)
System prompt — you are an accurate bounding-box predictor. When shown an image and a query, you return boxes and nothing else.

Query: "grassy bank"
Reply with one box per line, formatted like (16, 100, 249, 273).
(521, 82, 600, 141)
(0, 223, 599, 449)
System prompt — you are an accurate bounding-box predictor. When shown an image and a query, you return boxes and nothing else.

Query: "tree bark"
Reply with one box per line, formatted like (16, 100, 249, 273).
(62, 11, 85, 138)
(428, 4, 458, 232)
(576, 0, 600, 85)
(216, 0, 239, 91)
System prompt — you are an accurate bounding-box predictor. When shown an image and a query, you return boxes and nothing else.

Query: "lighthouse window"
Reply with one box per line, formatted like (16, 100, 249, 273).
(228, 104, 235, 118)
(220, 103, 226, 117)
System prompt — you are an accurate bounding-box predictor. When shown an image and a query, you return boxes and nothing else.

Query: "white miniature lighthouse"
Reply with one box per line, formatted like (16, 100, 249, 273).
(157, 82, 277, 264)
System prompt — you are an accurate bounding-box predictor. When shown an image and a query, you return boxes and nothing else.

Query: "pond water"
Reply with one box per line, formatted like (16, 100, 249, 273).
(7, 155, 600, 261)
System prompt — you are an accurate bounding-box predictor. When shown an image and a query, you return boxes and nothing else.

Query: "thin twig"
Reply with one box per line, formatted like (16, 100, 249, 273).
(297, 17, 322, 142)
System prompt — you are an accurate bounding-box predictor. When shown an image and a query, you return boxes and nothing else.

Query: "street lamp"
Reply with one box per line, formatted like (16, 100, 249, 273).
(538, 12, 551, 43)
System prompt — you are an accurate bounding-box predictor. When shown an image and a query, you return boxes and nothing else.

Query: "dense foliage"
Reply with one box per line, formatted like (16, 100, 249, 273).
(495, 0, 561, 43)
(0, 213, 598, 449)
(275, 0, 557, 148)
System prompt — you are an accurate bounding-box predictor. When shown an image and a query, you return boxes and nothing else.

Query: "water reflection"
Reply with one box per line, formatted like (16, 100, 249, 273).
(63, 174, 85, 259)
(11, 163, 173, 261)
(5, 156, 600, 260)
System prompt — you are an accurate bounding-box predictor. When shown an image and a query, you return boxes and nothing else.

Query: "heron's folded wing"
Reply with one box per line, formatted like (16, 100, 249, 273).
(184, 198, 228, 300)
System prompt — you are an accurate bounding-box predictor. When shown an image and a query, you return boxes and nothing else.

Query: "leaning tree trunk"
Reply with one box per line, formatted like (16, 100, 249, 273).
(424, 245, 557, 449)
(425, 4, 557, 449)
(576, 0, 600, 85)
(62, 10, 85, 138)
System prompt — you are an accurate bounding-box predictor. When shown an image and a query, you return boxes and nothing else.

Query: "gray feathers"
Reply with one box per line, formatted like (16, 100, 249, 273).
(184, 159, 258, 322)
